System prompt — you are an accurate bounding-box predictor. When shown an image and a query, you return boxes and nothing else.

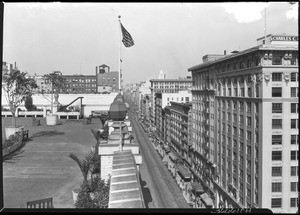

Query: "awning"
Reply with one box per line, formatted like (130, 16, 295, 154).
(176, 164, 191, 180)
(200, 193, 213, 207)
(163, 145, 170, 152)
(191, 182, 204, 195)
(169, 152, 178, 162)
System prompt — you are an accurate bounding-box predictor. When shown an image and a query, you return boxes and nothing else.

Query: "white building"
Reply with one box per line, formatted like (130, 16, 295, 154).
(188, 34, 298, 212)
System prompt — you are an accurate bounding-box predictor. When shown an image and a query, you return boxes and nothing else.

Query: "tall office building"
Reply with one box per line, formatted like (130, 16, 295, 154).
(188, 34, 298, 212)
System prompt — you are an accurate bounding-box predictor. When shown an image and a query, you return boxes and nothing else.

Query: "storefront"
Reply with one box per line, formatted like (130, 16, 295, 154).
(168, 152, 178, 177)
(176, 164, 192, 202)
(190, 182, 205, 208)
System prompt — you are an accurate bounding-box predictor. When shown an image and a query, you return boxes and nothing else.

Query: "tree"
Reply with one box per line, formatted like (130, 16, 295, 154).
(2, 69, 37, 127)
(69, 151, 95, 182)
(38, 71, 67, 114)
(24, 94, 37, 111)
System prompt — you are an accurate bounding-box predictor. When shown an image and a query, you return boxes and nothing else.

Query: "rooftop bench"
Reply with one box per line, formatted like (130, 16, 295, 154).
(55, 112, 80, 119)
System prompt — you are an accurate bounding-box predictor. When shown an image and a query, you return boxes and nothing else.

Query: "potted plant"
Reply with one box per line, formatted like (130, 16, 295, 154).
(2, 68, 37, 138)
(38, 71, 66, 125)
(69, 150, 97, 205)
(69, 130, 107, 206)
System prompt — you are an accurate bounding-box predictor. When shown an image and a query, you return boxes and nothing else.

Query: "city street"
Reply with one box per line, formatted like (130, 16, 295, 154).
(130, 114, 190, 208)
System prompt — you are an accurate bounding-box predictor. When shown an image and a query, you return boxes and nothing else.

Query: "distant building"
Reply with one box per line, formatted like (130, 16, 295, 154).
(62, 74, 97, 94)
(96, 64, 119, 93)
(149, 78, 192, 126)
(163, 101, 195, 205)
(158, 70, 166, 79)
(188, 34, 298, 212)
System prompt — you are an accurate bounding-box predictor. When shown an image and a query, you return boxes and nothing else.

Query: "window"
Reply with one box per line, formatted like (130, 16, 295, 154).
(186, 97, 189, 102)
(291, 182, 298, 192)
(272, 151, 282, 161)
(291, 119, 298, 129)
(272, 87, 282, 97)
(290, 198, 298, 207)
(272, 57, 282, 65)
(272, 103, 282, 113)
(272, 119, 282, 129)
(272, 166, 282, 176)
(272, 182, 282, 192)
(291, 135, 298, 144)
(291, 151, 298, 160)
(272, 135, 282, 145)
(272, 73, 282, 82)
(291, 87, 298, 97)
(247, 116, 251, 127)
(291, 103, 298, 113)
(290, 73, 297, 82)
(271, 198, 282, 208)
(291, 166, 298, 176)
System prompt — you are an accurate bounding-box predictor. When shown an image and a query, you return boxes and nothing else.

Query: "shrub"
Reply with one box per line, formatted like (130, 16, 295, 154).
(2, 131, 22, 149)
(24, 95, 37, 111)
(75, 176, 110, 208)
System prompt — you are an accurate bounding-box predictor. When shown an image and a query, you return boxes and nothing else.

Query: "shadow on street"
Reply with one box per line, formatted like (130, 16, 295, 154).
(140, 179, 153, 208)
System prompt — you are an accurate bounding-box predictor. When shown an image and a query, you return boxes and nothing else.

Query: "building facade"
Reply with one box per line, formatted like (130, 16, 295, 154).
(149, 78, 192, 126)
(96, 64, 119, 93)
(62, 75, 97, 94)
(188, 34, 298, 212)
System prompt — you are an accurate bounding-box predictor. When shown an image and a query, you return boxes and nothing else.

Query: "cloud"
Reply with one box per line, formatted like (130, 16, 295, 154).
(286, 2, 298, 20)
(221, 2, 270, 23)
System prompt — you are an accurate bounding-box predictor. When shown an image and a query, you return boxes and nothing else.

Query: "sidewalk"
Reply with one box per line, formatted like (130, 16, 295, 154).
(2, 117, 102, 208)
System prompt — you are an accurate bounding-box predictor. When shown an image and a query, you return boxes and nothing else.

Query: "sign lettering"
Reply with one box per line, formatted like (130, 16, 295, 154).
(270, 36, 298, 42)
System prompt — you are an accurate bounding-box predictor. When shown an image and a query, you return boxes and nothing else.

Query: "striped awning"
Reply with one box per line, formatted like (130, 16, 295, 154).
(200, 193, 213, 207)
(191, 182, 204, 195)
(176, 164, 191, 180)
(163, 145, 170, 152)
(169, 152, 178, 161)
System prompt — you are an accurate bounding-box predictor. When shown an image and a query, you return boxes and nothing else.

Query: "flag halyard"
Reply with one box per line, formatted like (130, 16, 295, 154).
(120, 23, 134, 48)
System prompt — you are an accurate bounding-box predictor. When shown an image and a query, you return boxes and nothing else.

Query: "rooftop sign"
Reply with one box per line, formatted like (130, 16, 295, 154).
(270, 35, 298, 42)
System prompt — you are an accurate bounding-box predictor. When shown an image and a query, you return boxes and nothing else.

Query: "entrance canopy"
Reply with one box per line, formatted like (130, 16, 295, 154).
(191, 182, 204, 195)
(177, 164, 191, 181)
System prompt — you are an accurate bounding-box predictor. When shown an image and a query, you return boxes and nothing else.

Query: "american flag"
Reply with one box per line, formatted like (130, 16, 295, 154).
(120, 23, 134, 48)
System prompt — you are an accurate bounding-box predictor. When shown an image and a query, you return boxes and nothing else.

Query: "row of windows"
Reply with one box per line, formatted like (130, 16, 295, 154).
(272, 150, 299, 161)
(64, 78, 96, 83)
(272, 198, 298, 208)
(272, 135, 299, 145)
(272, 119, 299, 129)
(272, 166, 299, 177)
(272, 87, 298, 97)
(153, 82, 192, 85)
(272, 72, 298, 82)
(272, 103, 298, 113)
(102, 78, 116, 81)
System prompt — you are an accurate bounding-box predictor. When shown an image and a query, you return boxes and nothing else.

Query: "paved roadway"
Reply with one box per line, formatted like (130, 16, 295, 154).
(130, 114, 190, 208)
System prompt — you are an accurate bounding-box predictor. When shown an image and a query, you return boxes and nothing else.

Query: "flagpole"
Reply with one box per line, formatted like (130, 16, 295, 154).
(264, 7, 267, 45)
(118, 15, 122, 93)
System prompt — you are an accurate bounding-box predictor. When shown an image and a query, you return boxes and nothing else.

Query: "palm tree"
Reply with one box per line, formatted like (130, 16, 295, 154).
(69, 151, 95, 182)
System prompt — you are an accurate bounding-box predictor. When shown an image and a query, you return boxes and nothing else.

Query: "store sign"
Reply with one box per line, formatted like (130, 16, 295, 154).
(270, 35, 298, 42)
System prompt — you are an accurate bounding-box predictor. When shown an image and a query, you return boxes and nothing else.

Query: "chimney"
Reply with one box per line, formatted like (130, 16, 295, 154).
(224, 50, 227, 55)
(96, 66, 98, 74)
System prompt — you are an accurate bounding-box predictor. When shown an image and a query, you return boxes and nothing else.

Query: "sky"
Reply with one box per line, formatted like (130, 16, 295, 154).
(3, 2, 298, 84)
